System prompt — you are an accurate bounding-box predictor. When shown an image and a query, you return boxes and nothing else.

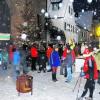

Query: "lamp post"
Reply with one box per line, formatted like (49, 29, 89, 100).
(41, 0, 49, 42)
(45, 0, 48, 46)
(41, 0, 49, 46)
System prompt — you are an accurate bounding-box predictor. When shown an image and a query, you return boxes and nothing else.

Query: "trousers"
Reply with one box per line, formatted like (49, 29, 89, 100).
(81, 79, 95, 98)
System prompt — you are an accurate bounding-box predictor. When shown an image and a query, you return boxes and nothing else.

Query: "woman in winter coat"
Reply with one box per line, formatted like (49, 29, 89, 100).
(2, 48, 8, 70)
(46, 44, 53, 71)
(50, 45, 61, 82)
(64, 46, 73, 82)
(78, 48, 98, 100)
(30, 44, 38, 71)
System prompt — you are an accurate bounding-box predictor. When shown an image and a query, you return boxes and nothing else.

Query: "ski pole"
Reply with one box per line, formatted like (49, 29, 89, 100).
(73, 75, 80, 92)
(76, 77, 82, 100)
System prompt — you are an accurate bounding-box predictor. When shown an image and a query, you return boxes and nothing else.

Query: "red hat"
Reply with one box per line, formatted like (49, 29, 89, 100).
(83, 48, 90, 54)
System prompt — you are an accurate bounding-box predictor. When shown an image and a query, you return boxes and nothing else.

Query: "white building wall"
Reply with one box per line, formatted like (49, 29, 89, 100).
(47, 0, 78, 43)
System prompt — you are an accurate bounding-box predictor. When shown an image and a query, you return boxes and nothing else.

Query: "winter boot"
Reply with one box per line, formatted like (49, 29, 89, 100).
(54, 73, 58, 81)
(85, 97, 93, 100)
(52, 73, 57, 82)
(43, 68, 46, 73)
(52, 73, 55, 81)
(77, 97, 83, 100)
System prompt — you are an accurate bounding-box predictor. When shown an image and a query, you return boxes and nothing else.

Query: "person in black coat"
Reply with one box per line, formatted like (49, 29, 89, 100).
(26, 51, 32, 73)
(37, 45, 47, 73)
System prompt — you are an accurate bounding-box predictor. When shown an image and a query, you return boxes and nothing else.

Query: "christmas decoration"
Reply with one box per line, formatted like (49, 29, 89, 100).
(16, 0, 41, 43)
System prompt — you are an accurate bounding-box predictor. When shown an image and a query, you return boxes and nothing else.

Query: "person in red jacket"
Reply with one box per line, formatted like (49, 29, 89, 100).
(30, 44, 38, 71)
(60, 45, 68, 76)
(46, 45, 53, 59)
(78, 47, 98, 100)
(46, 44, 53, 71)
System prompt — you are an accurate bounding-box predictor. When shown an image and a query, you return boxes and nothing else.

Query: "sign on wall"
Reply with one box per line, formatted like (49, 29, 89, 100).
(0, 33, 10, 40)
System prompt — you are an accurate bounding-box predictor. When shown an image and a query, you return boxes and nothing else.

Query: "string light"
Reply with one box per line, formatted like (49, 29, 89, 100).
(70, 0, 74, 2)
(57, 36, 61, 40)
(45, 12, 49, 17)
(87, 0, 92, 3)
(59, 3, 63, 8)
(82, 9, 84, 13)
(41, 9, 45, 14)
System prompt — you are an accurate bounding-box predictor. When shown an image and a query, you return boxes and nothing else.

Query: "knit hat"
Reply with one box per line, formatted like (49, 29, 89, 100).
(83, 48, 90, 54)
(53, 45, 58, 49)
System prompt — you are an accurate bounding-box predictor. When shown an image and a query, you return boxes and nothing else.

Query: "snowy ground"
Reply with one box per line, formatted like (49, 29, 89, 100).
(0, 65, 100, 100)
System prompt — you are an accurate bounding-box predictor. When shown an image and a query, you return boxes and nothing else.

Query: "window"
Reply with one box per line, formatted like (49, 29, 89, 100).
(52, 3, 59, 10)
(73, 26, 74, 33)
(75, 27, 77, 33)
(71, 8, 73, 15)
(82, 32, 84, 37)
(67, 24, 70, 31)
(69, 6, 70, 14)
(71, 25, 73, 32)
(51, 0, 62, 3)
(51, 0, 63, 11)
(64, 22, 66, 30)
(68, 6, 73, 15)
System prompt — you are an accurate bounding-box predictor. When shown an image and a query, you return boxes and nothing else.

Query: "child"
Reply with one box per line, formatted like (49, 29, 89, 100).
(50, 45, 61, 82)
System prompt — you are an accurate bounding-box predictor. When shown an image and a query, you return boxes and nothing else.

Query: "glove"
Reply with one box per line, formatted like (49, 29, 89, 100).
(80, 72, 85, 77)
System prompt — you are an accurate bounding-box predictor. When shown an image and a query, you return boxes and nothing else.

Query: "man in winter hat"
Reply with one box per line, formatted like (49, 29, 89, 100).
(78, 46, 98, 100)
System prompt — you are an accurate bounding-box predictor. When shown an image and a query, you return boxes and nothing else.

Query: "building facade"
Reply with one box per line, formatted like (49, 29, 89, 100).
(47, 0, 78, 43)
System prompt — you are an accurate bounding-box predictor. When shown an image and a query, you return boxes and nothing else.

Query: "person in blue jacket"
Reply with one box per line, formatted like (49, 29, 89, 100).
(50, 45, 61, 82)
(13, 47, 21, 80)
(0, 49, 2, 66)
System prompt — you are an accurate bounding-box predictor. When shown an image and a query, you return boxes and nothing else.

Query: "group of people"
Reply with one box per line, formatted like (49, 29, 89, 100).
(47, 42, 100, 100)
(0, 41, 100, 100)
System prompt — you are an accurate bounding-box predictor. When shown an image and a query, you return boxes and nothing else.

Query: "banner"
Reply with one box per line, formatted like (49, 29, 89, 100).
(0, 33, 10, 40)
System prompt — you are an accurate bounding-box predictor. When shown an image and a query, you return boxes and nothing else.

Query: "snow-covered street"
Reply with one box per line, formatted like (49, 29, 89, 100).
(0, 65, 100, 100)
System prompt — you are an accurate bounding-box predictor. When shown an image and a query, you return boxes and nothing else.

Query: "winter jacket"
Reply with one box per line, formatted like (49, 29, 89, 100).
(26, 53, 32, 67)
(2, 51, 8, 62)
(83, 56, 98, 80)
(62, 48, 68, 60)
(31, 47, 38, 58)
(13, 50, 20, 65)
(9, 45, 15, 62)
(46, 47, 53, 59)
(37, 50, 47, 65)
(71, 49, 76, 64)
(50, 51, 61, 67)
(64, 52, 72, 66)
